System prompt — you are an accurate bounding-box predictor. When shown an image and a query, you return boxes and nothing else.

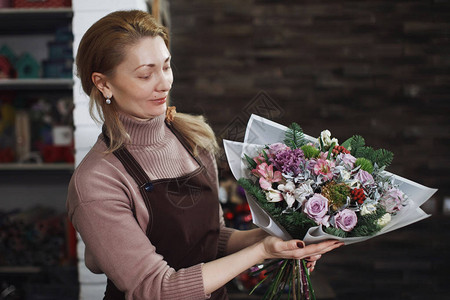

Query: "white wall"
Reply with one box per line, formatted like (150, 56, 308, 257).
(72, 1, 148, 299)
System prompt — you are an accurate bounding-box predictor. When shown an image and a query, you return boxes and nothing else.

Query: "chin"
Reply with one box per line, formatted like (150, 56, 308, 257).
(148, 106, 167, 118)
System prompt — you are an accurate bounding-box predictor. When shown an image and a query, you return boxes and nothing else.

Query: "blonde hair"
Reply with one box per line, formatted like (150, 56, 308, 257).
(76, 10, 218, 155)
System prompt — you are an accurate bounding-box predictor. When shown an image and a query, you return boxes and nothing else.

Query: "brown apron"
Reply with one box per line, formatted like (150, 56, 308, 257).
(102, 123, 228, 300)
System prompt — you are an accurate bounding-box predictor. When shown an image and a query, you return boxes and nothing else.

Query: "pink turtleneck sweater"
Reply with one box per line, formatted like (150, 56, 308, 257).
(66, 113, 234, 300)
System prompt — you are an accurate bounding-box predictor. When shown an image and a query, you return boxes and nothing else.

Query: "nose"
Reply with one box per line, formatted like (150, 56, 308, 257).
(156, 69, 173, 92)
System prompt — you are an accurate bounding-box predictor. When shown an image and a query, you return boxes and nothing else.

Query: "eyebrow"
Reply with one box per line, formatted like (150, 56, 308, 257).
(135, 56, 171, 70)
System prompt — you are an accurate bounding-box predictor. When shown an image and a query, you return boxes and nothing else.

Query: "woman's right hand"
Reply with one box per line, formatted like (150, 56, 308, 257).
(259, 236, 344, 261)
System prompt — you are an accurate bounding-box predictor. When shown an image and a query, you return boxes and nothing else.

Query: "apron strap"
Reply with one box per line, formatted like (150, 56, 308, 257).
(165, 120, 203, 167)
(102, 126, 153, 228)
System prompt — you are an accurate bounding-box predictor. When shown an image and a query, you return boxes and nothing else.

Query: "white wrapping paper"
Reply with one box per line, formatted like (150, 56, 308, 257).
(223, 114, 437, 245)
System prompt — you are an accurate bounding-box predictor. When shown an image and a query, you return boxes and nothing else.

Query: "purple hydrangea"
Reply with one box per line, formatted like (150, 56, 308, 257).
(271, 148, 306, 176)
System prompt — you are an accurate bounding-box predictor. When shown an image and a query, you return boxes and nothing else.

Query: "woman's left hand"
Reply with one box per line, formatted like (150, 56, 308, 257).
(304, 254, 321, 272)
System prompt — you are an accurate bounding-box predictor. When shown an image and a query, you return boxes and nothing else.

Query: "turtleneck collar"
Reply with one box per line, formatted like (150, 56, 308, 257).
(118, 112, 167, 145)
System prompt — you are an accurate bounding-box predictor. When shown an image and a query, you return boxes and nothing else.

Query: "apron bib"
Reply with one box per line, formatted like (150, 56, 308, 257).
(102, 123, 228, 300)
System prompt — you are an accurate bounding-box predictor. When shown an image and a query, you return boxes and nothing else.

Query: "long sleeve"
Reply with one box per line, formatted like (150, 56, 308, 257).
(67, 113, 235, 299)
(67, 151, 208, 300)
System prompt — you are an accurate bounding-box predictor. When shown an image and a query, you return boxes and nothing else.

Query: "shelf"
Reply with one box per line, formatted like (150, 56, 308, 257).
(0, 163, 74, 171)
(0, 266, 42, 274)
(0, 78, 73, 90)
(0, 8, 73, 35)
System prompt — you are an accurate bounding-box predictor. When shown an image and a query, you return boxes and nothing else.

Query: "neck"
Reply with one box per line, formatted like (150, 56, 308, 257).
(119, 112, 167, 145)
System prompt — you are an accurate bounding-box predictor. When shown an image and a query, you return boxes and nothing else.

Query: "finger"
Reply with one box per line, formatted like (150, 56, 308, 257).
(305, 254, 321, 262)
(303, 241, 341, 255)
(280, 239, 305, 252)
(295, 241, 343, 258)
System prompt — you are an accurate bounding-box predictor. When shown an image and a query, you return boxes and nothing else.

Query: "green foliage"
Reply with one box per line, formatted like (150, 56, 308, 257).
(238, 178, 316, 239)
(323, 183, 350, 211)
(355, 157, 374, 173)
(372, 148, 394, 169)
(326, 142, 336, 160)
(279, 212, 317, 240)
(350, 206, 386, 237)
(324, 206, 387, 238)
(301, 144, 320, 159)
(262, 149, 270, 163)
(349, 135, 394, 169)
(237, 178, 265, 203)
(324, 227, 347, 238)
(244, 154, 257, 170)
(348, 135, 365, 154)
(284, 122, 306, 149)
(340, 137, 353, 150)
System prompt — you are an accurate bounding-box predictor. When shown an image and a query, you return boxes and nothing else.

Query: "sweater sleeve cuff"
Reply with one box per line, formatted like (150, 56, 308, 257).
(162, 263, 209, 300)
(217, 226, 235, 257)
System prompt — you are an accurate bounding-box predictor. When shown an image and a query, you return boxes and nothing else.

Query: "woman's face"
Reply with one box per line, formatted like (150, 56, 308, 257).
(107, 36, 173, 120)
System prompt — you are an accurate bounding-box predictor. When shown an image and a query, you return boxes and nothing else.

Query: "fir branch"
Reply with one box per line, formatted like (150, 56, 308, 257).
(237, 178, 265, 203)
(349, 135, 365, 155)
(279, 212, 317, 240)
(349, 206, 386, 237)
(284, 122, 306, 149)
(324, 206, 387, 238)
(324, 227, 348, 238)
(373, 148, 394, 169)
(348, 134, 394, 169)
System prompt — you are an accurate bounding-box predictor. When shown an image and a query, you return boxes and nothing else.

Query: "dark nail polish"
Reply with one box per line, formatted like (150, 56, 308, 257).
(297, 242, 304, 248)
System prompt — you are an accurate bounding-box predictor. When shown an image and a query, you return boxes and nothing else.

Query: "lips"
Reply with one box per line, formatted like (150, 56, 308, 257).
(152, 96, 167, 103)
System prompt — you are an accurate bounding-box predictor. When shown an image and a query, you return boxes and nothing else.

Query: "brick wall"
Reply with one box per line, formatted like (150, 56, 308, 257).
(168, 0, 450, 210)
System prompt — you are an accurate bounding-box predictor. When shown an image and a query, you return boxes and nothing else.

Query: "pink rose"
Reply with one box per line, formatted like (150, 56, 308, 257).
(303, 194, 330, 226)
(380, 187, 405, 213)
(334, 209, 357, 232)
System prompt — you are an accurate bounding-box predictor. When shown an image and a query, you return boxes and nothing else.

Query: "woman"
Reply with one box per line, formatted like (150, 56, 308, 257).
(67, 10, 344, 300)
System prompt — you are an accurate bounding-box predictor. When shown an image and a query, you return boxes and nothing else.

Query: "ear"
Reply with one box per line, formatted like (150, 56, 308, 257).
(92, 72, 112, 98)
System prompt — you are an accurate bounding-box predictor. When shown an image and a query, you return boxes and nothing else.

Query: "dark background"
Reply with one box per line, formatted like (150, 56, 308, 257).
(168, 1, 450, 299)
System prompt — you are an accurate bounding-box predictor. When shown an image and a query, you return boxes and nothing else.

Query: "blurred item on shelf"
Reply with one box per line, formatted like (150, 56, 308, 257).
(15, 53, 40, 79)
(0, 56, 15, 79)
(42, 59, 72, 78)
(0, 25, 73, 80)
(43, 26, 73, 78)
(14, 110, 30, 162)
(12, 0, 71, 8)
(0, 95, 74, 165)
(0, 206, 73, 267)
(0, 0, 11, 8)
(0, 45, 16, 66)
(0, 101, 15, 162)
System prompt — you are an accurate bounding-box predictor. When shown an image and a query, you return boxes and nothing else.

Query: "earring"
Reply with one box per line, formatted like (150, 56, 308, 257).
(106, 97, 111, 105)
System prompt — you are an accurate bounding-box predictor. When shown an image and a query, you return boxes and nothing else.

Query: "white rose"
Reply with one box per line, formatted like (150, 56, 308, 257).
(377, 213, 392, 227)
(360, 203, 377, 216)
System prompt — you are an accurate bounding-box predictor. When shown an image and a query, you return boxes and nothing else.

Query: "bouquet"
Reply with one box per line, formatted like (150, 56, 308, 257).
(223, 115, 437, 300)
